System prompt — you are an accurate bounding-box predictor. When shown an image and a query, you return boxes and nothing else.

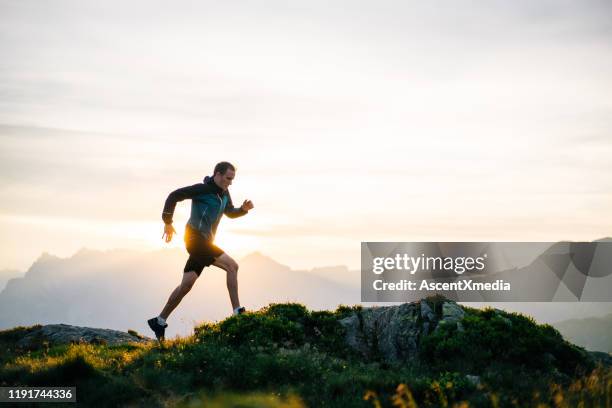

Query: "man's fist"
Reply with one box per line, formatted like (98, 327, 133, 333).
(241, 199, 254, 211)
(162, 223, 176, 243)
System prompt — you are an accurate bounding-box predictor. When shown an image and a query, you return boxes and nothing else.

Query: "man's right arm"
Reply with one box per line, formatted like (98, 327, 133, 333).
(161, 183, 205, 224)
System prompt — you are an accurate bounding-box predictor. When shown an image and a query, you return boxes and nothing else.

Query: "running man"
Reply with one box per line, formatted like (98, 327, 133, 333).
(148, 161, 254, 341)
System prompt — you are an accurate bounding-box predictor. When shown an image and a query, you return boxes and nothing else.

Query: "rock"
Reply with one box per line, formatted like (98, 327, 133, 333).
(442, 302, 465, 323)
(16, 324, 152, 349)
(420, 301, 435, 321)
(340, 302, 420, 362)
(466, 375, 481, 386)
(339, 298, 466, 364)
(339, 314, 364, 354)
(492, 309, 512, 327)
(434, 302, 466, 333)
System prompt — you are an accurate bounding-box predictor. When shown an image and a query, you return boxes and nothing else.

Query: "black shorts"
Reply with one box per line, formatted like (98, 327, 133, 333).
(183, 226, 224, 276)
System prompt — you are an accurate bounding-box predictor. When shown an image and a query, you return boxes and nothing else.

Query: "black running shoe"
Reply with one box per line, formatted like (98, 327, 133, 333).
(147, 317, 167, 341)
(236, 307, 246, 315)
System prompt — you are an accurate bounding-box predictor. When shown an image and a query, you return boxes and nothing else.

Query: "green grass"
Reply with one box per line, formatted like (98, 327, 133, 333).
(420, 305, 593, 376)
(0, 300, 610, 407)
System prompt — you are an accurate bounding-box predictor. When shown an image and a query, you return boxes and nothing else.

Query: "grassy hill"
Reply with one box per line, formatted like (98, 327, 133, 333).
(0, 297, 610, 407)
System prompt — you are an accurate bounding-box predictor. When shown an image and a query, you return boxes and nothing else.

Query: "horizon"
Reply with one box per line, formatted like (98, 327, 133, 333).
(3, 242, 612, 330)
(7, 234, 612, 275)
(6, 246, 351, 274)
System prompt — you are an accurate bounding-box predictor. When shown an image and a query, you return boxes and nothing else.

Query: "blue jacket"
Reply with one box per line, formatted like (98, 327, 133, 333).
(162, 176, 247, 241)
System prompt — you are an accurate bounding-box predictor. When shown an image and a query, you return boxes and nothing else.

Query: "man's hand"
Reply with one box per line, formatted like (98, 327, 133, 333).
(162, 223, 176, 243)
(241, 199, 254, 212)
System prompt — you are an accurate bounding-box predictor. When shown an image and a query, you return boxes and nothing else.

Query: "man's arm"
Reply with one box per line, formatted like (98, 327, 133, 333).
(162, 183, 206, 224)
(224, 192, 251, 219)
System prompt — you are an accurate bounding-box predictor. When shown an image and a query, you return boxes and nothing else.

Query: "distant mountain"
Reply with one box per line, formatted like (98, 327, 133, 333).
(553, 313, 612, 353)
(0, 248, 360, 338)
(308, 265, 360, 288)
(2, 246, 611, 345)
(0, 269, 22, 292)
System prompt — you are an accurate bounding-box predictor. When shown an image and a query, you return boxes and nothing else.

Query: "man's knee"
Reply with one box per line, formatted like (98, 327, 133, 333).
(216, 254, 239, 274)
(225, 259, 239, 276)
(181, 272, 198, 291)
(224, 264, 238, 279)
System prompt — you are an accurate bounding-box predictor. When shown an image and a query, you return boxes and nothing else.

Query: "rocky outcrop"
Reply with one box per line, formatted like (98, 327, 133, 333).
(339, 297, 465, 363)
(16, 324, 151, 349)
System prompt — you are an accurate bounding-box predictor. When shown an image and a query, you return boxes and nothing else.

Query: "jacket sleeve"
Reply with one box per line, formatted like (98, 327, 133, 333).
(224, 191, 248, 219)
(162, 183, 204, 224)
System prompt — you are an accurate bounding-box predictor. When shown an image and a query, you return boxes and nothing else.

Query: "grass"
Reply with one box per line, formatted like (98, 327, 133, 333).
(0, 299, 610, 407)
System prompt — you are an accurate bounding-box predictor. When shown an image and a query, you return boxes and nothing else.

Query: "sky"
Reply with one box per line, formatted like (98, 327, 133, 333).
(1, 0, 611, 272)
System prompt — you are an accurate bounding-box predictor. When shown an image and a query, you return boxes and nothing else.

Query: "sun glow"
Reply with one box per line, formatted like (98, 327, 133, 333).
(213, 229, 262, 258)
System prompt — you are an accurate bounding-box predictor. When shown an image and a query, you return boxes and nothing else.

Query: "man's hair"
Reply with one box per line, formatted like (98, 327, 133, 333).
(213, 161, 236, 176)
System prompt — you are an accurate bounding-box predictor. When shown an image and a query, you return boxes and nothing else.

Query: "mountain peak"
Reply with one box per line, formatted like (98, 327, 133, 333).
(239, 251, 289, 270)
(37, 251, 59, 261)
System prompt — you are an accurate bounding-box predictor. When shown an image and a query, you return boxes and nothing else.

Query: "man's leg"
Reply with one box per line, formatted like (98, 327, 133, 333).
(159, 271, 199, 320)
(213, 253, 240, 310)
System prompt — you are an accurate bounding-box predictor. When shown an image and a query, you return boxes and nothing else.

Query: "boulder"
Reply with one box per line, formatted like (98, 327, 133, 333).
(16, 324, 151, 349)
(339, 298, 465, 363)
(466, 374, 481, 387)
(435, 302, 466, 332)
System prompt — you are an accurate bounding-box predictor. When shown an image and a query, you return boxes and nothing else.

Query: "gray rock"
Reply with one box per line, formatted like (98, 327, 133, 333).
(420, 301, 435, 321)
(466, 375, 481, 386)
(492, 309, 512, 327)
(16, 324, 152, 349)
(433, 302, 466, 333)
(339, 299, 466, 364)
(442, 302, 465, 323)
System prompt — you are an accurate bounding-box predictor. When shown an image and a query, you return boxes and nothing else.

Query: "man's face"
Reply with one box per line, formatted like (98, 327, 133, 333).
(214, 169, 235, 191)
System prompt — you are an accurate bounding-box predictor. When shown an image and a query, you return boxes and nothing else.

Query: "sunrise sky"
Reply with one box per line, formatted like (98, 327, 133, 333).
(1, 0, 611, 272)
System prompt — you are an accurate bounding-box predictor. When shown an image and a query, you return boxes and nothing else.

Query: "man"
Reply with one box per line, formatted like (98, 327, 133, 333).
(147, 161, 254, 341)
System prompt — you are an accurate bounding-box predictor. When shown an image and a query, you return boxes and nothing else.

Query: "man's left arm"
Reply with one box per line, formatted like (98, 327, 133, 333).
(224, 192, 253, 218)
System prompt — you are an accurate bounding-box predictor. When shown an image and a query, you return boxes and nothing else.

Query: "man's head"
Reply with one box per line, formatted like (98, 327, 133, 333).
(212, 161, 236, 191)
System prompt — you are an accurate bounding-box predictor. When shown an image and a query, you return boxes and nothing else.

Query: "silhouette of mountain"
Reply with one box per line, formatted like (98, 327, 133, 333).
(239, 251, 290, 271)
(0, 268, 22, 292)
(308, 265, 359, 287)
(0, 248, 360, 339)
(2, 245, 611, 346)
(554, 313, 612, 353)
